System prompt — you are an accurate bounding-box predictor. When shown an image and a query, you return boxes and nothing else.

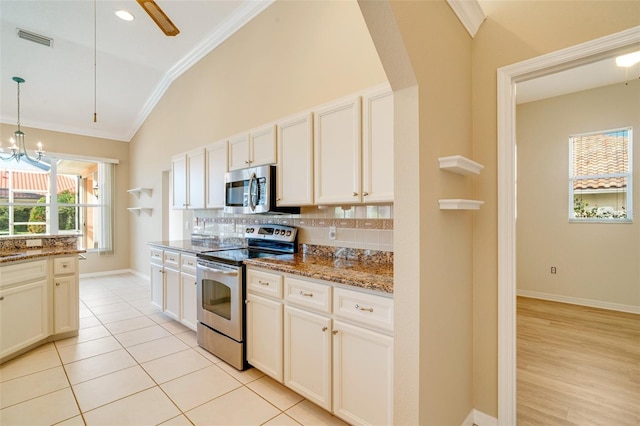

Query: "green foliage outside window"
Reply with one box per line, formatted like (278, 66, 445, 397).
(27, 190, 77, 233)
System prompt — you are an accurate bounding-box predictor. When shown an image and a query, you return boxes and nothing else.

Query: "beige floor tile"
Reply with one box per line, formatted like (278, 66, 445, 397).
(95, 307, 144, 324)
(0, 387, 80, 426)
(53, 414, 86, 425)
(159, 414, 194, 425)
(185, 386, 280, 426)
(175, 330, 198, 347)
(113, 324, 172, 347)
(0, 344, 61, 382)
(57, 335, 123, 364)
(160, 320, 191, 335)
(54, 324, 111, 348)
(72, 365, 155, 412)
(286, 400, 349, 426)
(148, 312, 174, 324)
(82, 387, 180, 426)
(193, 346, 223, 364)
(247, 375, 304, 411)
(161, 364, 242, 412)
(126, 335, 190, 363)
(103, 316, 156, 334)
(63, 348, 137, 385)
(79, 315, 102, 329)
(263, 413, 302, 426)
(216, 362, 265, 384)
(0, 366, 69, 409)
(141, 349, 211, 384)
(89, 301, 134, 315)
(82, 295, 123, 308)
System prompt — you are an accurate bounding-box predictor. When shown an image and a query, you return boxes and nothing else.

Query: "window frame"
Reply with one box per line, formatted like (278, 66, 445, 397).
(568, 127, 633, 223)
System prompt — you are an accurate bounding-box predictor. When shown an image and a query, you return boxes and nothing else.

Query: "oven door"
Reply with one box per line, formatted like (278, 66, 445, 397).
(196, 260, 243, 341)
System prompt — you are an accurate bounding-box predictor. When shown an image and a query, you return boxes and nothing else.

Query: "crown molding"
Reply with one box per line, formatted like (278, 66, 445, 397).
(446, 0, 486, 38)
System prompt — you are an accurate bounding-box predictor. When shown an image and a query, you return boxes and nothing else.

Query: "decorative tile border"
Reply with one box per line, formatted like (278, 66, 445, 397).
(194, 216, 393, 230)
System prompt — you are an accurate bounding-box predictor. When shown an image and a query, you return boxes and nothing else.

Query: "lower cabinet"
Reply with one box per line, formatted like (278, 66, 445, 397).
(53, 276, 77, 334)
(180, 271, 197, 331)
(164, 267, 180, 321)
(150, 262, 164, 310)
(246, 293, 283, 381)
(284, 305, 332, 410)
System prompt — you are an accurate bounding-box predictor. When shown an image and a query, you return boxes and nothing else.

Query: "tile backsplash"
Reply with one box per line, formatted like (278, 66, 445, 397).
(193, 205, 393, 252)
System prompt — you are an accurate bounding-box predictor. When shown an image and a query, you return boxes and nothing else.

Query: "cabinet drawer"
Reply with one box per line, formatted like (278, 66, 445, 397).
(150, 248, 163, 265)
(333, 287, 393, 332)
(0, 259, 48, 288)
(53, 257, 76, 275)
(163, 250, 180, 268)
(247, 268, 283, 299)
(284, 277, 331, 313)
(181, 254, 197, 272)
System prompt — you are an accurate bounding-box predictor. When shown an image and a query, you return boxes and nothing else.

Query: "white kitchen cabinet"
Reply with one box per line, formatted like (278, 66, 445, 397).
(362, 86, 394, 203)
(205, 140, 228, 209)
(277, 112, 314, 206)
(246, 293, 283, 381)
(52, 256, 79, 334)
(332, 320, 394, 426)
(180, 254, 198, 331)
(228, 124, 277, 171)
(163, 250, 181, 321)
(284, 305, 332, 410)
(171, 148, 205, 209)
(150, 262, 164, 310)
(0, 278, 49, 360)
(314, 96, 361, 205)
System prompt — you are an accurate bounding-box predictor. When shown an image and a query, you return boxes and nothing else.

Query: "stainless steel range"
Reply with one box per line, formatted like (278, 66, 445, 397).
(195, 224, 297, 370)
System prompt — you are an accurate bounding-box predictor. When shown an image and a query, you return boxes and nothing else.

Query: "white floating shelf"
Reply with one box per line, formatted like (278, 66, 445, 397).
(127, 207, 153, 216)
(439, 199, 484, 210)
(127, 188, 153, 198)
(439, 155, 484, 175)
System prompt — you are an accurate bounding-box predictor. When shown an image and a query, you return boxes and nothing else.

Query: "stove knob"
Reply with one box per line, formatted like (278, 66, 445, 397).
(246, 228, 251, 234)
(285, 230, 292, 236)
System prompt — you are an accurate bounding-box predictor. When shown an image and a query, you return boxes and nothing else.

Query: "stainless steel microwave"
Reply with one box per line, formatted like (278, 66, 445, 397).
(224, 165, 300, 215)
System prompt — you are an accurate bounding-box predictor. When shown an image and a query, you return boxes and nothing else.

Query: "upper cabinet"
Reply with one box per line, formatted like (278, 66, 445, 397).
(314, 86, 394, 205)
(277, 112, 314, 206)
(172, 148, 205, 210)
(228, 124, 277, 171)
(206, 140, 228, 209)
(314, 97, 362, 205)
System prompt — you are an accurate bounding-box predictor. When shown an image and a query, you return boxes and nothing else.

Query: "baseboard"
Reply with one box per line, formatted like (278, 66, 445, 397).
(80, 268, 149, 281)
(517, 289, 640, 314)
(462, 409, 497, 426)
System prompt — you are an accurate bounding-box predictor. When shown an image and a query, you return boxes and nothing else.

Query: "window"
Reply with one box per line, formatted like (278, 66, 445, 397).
(569, 127, 632, 222)
(0, 156, 115, 252)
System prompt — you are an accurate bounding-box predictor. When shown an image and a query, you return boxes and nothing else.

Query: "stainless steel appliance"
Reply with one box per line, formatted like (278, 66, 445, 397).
(196, 224, 297, 370)
(224, 165, 300, 215)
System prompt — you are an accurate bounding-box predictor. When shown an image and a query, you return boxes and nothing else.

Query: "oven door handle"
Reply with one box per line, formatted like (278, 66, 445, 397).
(198, 265, 239, 276)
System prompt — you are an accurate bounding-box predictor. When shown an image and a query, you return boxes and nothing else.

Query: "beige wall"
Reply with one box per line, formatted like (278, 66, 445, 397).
(128, 0, 387, 276)
(472, 0, 640, 417)
(517, 81, 640, 308)
(0, 123, 130, 274)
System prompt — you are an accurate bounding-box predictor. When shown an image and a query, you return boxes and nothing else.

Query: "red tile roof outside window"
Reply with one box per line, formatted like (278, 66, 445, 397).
(0, 170, 77, 200)
(571, 130, 629, 190)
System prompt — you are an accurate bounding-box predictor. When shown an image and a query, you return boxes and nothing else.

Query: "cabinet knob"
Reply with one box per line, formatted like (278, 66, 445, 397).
(56, 282, 60, 286)
(332, 330, 339, 335)
(353, 192, 358, 196)
(363, 192, 369, 196)
(0, 296, 4, 301)
(322, 326, 328, 332)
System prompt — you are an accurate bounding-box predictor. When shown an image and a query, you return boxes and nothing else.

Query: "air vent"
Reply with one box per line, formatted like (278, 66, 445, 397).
(17, 28, 53, 47)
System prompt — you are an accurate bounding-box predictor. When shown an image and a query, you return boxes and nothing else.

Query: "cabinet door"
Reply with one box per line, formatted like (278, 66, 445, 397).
(172, 154, 187, 209)
(187, 148, 206, 209)
(250, 124, 277, 167)
(314, 97, 362, 204)
(284, 305, 332, 410)
(53, 276, 78, 334)
(206, 140, 228, 209)
(0, 279, 49, 359)
(332, 320, 393, 426)
(164, 267, 180, 321)
(150, 263, 164, 311)
(180, 271, 197, 331)
(362, 87, 394, 203)
(277, 113, 314, 206)
(246, 293, 283, 382)
(228, 133, 250, 171)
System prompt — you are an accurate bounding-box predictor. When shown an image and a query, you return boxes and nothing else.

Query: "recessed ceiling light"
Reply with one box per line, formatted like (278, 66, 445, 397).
(115, 10, 135, 22)
(615, 51, 640, 68)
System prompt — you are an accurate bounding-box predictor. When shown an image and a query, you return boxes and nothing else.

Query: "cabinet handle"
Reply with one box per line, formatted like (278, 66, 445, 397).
(245, 300, 250, 304)
(355, 304, 374, 312)
(245, 160, 250, 165)
(56, 282, 60, 286)
(322, 326, 328, 332)
(332, 330, 338, 335)
(194, 282, 197, 286)
(299, 291, 313, 297)
(258, 280, 270, 286)
(363, 192, 369, 196)
(0, 296, 4, 301)
(353, 192, 358, 196)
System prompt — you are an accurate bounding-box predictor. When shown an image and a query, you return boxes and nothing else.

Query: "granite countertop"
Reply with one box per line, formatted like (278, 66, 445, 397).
(244, 253, 393, 295)
(147, 239, 245, 254)
(0, 247, 86, 264)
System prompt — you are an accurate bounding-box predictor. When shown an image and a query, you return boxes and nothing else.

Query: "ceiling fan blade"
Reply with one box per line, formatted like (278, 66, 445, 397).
(136, 0, 180, 37)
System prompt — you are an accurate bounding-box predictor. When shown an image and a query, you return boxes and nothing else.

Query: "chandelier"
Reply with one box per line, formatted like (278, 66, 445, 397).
(0, 76, 45, 163)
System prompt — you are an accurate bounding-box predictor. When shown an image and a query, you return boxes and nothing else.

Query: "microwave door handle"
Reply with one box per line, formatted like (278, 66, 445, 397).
(199, 266, 239, 276)
(248, 172, 257, 212)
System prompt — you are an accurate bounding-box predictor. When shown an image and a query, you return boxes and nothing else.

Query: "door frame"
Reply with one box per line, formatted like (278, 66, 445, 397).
(496, 26, 640, 425)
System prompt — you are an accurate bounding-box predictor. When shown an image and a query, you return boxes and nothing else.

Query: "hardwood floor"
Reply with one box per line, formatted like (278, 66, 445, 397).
(517, 296, 640, 426)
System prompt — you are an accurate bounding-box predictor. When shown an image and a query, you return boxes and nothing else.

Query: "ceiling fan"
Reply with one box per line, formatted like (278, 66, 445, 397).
(136, 0, 180, 36)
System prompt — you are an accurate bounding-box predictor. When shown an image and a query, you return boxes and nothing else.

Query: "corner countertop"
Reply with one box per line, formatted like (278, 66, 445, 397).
(244, 253, 393, 295)
(0, 247, 86, 265)
(147, 239, 245, 255)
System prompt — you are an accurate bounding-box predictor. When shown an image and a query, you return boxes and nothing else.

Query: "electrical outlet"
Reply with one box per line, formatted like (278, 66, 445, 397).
(328, 226, 336, 240)
(551, 266, 557, 274)
(26, 239, 42, 247)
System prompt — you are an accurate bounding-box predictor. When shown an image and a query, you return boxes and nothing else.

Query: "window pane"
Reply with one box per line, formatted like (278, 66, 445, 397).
(13, 205, 47, 234)
(0, 206, 8, 235)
